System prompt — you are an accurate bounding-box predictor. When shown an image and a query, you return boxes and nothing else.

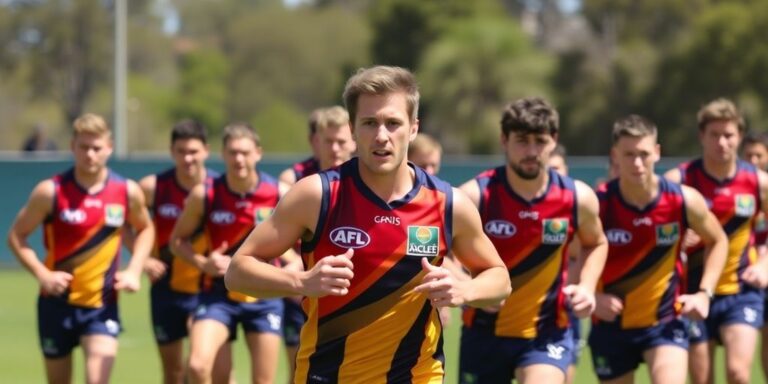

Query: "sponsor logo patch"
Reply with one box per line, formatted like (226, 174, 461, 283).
(484, 220, 516, 238)
(735, 194, 756, 217)
(542, 218, 568, 244)
(60, 208, 87, 224)
(606, 229, 632, 245)
(104, 204, 125, 227)
(655, 222, 680, 245)
(407, 226, 440, 256)
(329, 227, 370, 249)
(254, 207, 273, 224)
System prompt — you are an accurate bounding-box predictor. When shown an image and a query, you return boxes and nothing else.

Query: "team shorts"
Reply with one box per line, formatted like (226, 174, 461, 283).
(38, 296, 121, 358)
(150, 283, 199, 344)
(193, 292, 284, 340)
(689, 288, 764, 344)
(459, 325, 573, 384)
(589, 318, 688, 380)
(282, 297, 306, 347)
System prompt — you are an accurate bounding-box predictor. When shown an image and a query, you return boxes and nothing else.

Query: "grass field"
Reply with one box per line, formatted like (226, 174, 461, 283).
(0, 268, 765, 383)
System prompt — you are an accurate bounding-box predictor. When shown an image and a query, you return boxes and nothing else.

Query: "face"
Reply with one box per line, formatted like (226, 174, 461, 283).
(314, 124, 356, 169)
(171, 138, 209, 178)
(699, 120, 741, 164)
(222, 137, 261, 179)
(352, 92, 418, 175)
(71, 133, 113, 175)
(503, 132, 556, 180)
(741, 142, 768, 171)
(410, 149, 441, 175)
(612, 135, 659, 185)
(548, 154, 567, 176)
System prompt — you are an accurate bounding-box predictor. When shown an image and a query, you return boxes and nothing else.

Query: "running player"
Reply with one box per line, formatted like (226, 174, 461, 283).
(277, 106, 355, 382)
(457, 97, 608, 384)
(548, 143, 583, 384)
(739, 131, 768, 381)
(665, 98, 768, 384)
(7, 113, 155, 384)
(225, 65, 511, 383)
(590, 115, 727, 384)
(408, 133, 442, 176)
(171, 123, 286, 384)
(137, 120, 232, 384)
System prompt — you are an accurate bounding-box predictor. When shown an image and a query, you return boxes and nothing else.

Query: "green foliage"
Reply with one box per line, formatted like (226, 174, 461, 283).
(172, 49, 230, 139)
(419, 17, 553, 153)
(250, 100, 310, 154)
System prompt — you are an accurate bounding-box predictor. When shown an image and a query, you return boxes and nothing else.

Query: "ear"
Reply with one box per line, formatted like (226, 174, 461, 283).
(409, 118, 419, 142)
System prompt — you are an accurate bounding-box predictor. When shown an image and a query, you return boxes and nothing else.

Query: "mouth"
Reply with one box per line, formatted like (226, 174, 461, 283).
(372, 149, 392, 158)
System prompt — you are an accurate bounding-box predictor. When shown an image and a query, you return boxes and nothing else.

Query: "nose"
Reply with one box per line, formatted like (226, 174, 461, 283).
(374, 125, 388, 143)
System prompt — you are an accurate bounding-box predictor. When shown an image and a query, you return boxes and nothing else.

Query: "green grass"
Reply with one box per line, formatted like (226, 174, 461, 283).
(0, 268, 765, 383)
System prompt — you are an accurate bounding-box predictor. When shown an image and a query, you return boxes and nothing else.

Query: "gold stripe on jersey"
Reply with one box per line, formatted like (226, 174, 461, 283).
(497, 244, 564, 338)
(295, 292, 319, 384)
(621, 246, 680, 328)
(68, 231, 121, 308)
(169, 233, 207, 294)
(718, 221, 753, 295)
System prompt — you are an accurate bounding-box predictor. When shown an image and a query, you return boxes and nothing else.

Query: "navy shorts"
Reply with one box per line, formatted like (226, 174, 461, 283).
(150, 283, 199, 344)
(689, 288, 764, 344)
(589, 319, 689, 380)
(459, 325, 573, 384)
(193, 292, 284, 340)
(282, 298, 306, 347)
(38, 296, 121, 358)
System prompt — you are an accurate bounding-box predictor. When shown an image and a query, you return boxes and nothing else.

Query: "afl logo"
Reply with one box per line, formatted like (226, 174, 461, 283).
(606, 229, 632, 245)
(60, 209, 87, 224)
(484, 220, 516, 238)
(158, 204, 181, 218)
(330, 227, 370, 249)
(210, 210, 236, 225)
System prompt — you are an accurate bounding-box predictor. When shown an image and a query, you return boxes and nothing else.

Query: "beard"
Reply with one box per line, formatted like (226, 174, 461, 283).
(510, 158, 543, 180)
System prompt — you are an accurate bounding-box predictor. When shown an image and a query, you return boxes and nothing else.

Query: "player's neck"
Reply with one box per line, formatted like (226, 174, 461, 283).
(618, 174, 659, 209)
(358, 161, 414, 203)
(226, 170, 259, 195)
(73, 166, 109, 193)
(702, 157, 737, 181)
(506, 166, 549, 201)
(175, 168, 206, 190)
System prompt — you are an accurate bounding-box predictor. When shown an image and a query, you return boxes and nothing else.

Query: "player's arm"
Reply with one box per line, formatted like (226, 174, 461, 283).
(278, 167, 297, 186)
(135, 174, 166, 282)
(741, 170, 768, 288)
(414, 188, 510, 308)
(677, 185, 728, 319)
(115, 179, 155, 292)
(170, 184, 214, 272)
(436, 178, 484, 283)
(6, 180, 72, 295)
(226, 175, 356, 298)
(564, 180, 608, 318)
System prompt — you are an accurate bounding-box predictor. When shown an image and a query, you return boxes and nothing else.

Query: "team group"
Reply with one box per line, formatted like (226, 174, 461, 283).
(7, 65, 768, 384)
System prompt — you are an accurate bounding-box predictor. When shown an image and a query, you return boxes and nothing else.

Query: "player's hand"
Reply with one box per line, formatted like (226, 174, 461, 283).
(203, 242, 230, 277)
(413, 257, 468, 308)
(677, 292, 710, 321)
(38, 270, 73, 296)
(741, 264, 768, 289)
(593, 292, 623, 321)
(563, 284, 596, 318)
(299, 248, 354, 297)
(682, 229, 701, 249)
(143, 258, 167, 283)
(115, 270, 141, 292)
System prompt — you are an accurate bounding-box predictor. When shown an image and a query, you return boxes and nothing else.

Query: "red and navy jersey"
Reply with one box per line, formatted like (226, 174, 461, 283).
(204, 172, 279, 302)
(293, 156, 320, 181)
(680, 159, 760, 295)
(295, 158, 451, 383)
(462, 167, 577, 339)
(597, 178, 686, 329)
(152, 168, 218, 294)
(43, 169, 128, 308)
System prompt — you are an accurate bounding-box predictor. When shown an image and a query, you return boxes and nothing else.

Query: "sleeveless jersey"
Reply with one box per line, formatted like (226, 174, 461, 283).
(204, 172, 279, 303)
(295, 158, 451, 384)
(463, 167, 577, 339)
(152, 168, 217, 294)
(598, 178, 686, 329)
(43, 169, 128, 308)
(680, 159, 760, 295)
(293, 156, 320, 181)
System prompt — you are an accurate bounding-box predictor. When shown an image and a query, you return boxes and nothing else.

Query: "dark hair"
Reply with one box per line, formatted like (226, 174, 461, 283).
(551, 143, 567, 159)
(501, 97, 559, 137)
(741, 132, 768, 152)
(611, 114, 658, 145)
(171, 119, 207, 144)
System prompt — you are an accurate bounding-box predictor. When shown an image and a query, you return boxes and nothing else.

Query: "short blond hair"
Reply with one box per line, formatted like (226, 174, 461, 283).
(408, 133, 442, 159)
(73, 113, 111, 137)
(343, 66, 419, 124)
(313, 106, 350, 135)
(697, 98, 745, 132)
(222, 122, 261, 147)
